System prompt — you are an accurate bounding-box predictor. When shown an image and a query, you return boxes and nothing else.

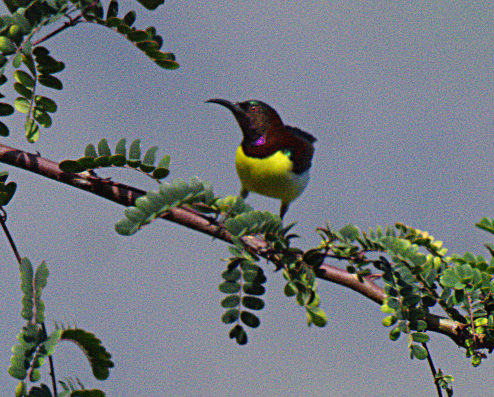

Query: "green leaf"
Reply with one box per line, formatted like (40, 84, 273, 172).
(124, 207, 147, 223)
(122, 11, 136, 26)
(221, 268, 241, 281)
(0, 36, 16, 54)
(115, 138, 126, 155)
(386, 297, 400, 310)
(157, 154, 170, 169)
(59, 160, 85, 173)
(42, 329, 62, 355)
(29, 368, 41, 382)
(85, 144, 98, 158)
(389, 326, 401, 341)
(243, 283, 265, 296)
(12, 53, 22, 68)
(0, 102, 14, 115)
(143, 146, 158, 165)
(242, 296, 264, 310)
(13, 70, 34, 87)
(97, 139, 112, 157)
(114, 218, 139, 236)
(221, 309, 239, 324)
(476, 217, 494, 234)
(382, 315, 397, 327)
(440, 268, 466, 290)
(144, 190, 167, 209)
(136, 40, 159, 51)
(35, 55, 65, 74)
(67, 390, 106, 397)
(154, 58, 180, 70)
(117, 24, 131, 35)
(25, 119, 39, 143)
(33, 108, 51, 127)
(410, 344, 428, 360)
(0, 181, 16, 205)
(307, 307, 327, 327)
(106, 0, 118, 18)
(105, 16, 122, 27)
(14, 97, 30, 113)
(218, 281, 240, 294)
(229, 324, 247, 345)
(152, 167, 169, 180)
(302, 249, 325, 268)
(129, 139, 141, 160)
(109, 154, 126, 166)
(34, 260, 48, 293)
(339, 224, 360, 241)
(243, 270, 266, 285)
(240, 311, 260, 328)
(147, 50, 175, 61)
(72, 158, 95, 174)
(13, 82, 32, 99)
(12, 11, 32, 35)
(284, 282, 297, 297)
(411, 332, 429, 343)
(221, 295, 240, 308)
(61, 328, 114, 380)
(140, 164, 155, 173)
(19, 257, 34, 320)
(22, 53, 36, 75)
(38, 74, 63, 90)
(127, 30, 149, 42)
(134, 196, 160, 215)
(145, 26, 157, 36)
(35, 96, 57, 112)
(8, 25, 23, 45)
(134, 0, 165, 10)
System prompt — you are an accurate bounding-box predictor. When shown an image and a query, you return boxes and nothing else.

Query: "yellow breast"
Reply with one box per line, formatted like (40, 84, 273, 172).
(235, 146, 309, 204)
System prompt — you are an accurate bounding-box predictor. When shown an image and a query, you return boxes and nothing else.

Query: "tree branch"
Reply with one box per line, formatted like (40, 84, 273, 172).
(0, 143, 471, 349)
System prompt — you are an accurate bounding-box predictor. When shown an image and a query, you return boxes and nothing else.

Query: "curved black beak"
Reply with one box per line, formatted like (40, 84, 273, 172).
(206, 98, 250, 132)
(205, 98, 243, 115)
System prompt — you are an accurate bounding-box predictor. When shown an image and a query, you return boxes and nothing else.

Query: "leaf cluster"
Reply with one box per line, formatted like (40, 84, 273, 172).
(319, 219, 494, 373)
(282, 246, 328, 328)
(85, 0, 178, 70)
(9, 258, 113, 396)
(224, 209, 282, 237)
(203, 195, 253, 218)
(115, 177, 214, 235)
(0, 0, 177, 142)
(60, 328, 114, 381)
(220, 247, 267, 345)
(218, 220, 328, 344)
(0, 45, 63, 140)
(59, 138, 171, 180)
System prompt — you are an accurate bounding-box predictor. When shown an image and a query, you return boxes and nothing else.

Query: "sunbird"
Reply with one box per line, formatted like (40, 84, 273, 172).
(207, 99, 317, 219)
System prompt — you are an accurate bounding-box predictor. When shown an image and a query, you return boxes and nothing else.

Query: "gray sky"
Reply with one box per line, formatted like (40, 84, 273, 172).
(1, 0, 493, 395)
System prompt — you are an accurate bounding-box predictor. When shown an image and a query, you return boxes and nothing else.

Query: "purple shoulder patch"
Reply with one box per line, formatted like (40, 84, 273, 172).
(253, 135, 266, 146)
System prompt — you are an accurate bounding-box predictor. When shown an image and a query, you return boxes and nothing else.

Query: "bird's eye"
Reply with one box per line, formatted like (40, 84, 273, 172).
(250, 104, 258, 112)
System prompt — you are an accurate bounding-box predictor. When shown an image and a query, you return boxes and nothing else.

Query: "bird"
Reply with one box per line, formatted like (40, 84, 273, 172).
(206, 98, 316, 219)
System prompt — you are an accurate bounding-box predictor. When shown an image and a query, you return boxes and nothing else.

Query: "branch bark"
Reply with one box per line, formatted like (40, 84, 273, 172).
(0, 143, 471, 348)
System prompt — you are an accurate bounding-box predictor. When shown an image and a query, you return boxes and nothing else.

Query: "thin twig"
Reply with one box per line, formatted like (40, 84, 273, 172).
(0, 207, 21, 263)
(423, 343, 442, 397)
(41, 322, 58, 397)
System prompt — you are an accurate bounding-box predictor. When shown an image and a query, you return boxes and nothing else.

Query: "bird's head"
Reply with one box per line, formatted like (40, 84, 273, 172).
(206, 99, 284, 146)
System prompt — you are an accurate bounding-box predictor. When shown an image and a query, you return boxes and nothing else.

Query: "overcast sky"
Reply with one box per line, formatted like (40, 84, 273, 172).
(1, 1, 493, 395)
